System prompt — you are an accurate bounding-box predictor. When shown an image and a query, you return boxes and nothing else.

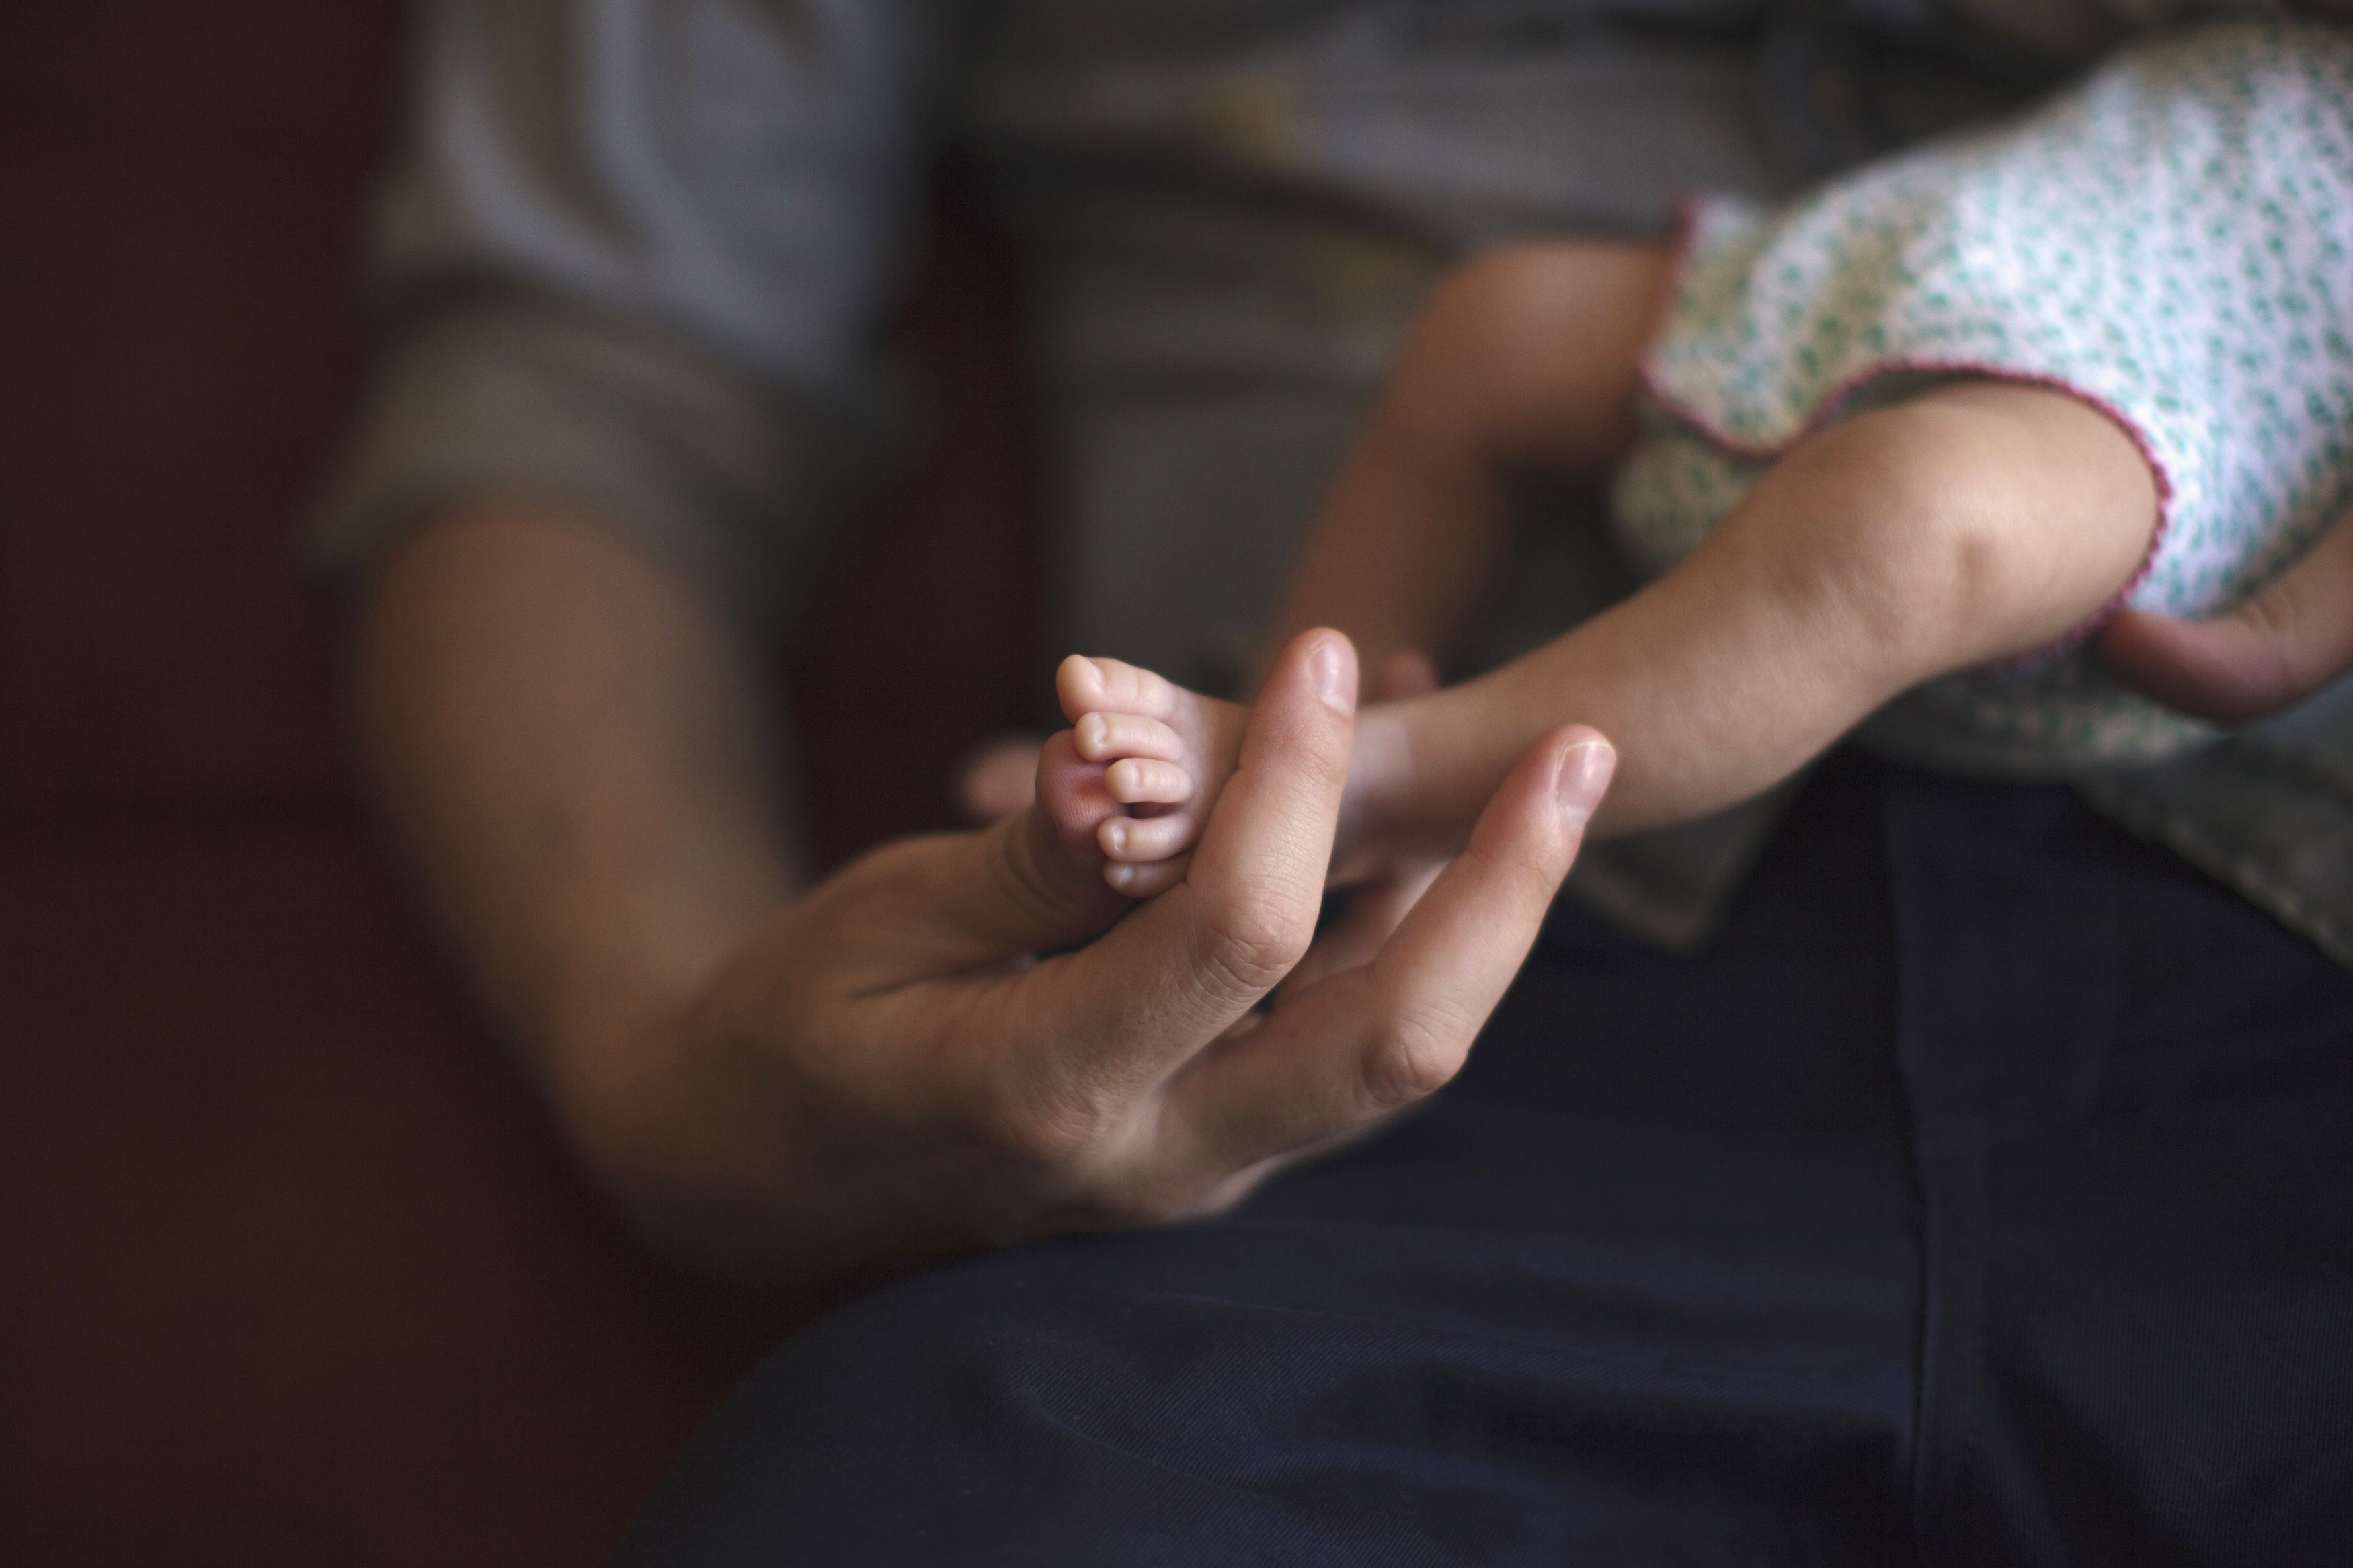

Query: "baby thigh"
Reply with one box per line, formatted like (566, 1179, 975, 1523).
(1653, 384, 2151, 659)
(1613, 382, 2182, 772)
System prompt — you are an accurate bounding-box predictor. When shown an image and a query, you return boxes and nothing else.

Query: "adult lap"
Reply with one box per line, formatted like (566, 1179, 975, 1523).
(619, 753, 2353, 1566)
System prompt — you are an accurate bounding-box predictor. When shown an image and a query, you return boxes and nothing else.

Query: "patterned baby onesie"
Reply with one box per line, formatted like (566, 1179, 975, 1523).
(1615, 19, 2353, 772)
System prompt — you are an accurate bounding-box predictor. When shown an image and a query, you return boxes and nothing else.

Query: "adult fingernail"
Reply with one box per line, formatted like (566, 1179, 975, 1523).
(1312, 636, 1356, 714)
(1556, 739, 1616, 826)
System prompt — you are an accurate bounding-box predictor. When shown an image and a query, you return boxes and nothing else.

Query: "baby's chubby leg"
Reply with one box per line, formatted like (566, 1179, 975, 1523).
(1261, 241, 1669, 680)
(1050, 383, 2162, 891)
(1384, 380, 2165, 844)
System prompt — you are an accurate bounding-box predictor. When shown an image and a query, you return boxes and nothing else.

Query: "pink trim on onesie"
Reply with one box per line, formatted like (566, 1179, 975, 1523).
(1630, 198, 2177, 663)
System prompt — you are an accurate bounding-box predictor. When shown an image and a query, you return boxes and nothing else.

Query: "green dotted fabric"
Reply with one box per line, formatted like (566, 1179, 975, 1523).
(1613, 20, 2353, 772)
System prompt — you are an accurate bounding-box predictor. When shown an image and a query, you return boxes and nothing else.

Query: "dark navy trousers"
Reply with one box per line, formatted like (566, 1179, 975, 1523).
(619, 756, 2353, 1565)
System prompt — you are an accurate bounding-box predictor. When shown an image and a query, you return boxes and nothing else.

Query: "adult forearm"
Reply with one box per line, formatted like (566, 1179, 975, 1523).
(350, 504, 805, 1256)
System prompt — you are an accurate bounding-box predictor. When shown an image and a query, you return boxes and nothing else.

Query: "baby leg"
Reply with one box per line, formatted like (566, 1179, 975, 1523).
(1259, 241, 1670, 683)
(1371, 380, 2165, 846)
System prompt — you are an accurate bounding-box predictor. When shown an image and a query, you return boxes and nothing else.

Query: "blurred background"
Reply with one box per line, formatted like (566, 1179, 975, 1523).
(0, 4, 1043, 1561)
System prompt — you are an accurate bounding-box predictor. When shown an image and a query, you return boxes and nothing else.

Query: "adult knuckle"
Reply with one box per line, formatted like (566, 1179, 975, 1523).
(1199, 899, 1309, 996)
(1363, 1005, 1474, 1108)
(964, 1081, 1109, 1169)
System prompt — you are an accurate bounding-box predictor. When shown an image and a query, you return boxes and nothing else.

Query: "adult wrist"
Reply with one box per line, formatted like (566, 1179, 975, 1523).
(551, 997, 787, 1271)
(534, 939, 859, 1285)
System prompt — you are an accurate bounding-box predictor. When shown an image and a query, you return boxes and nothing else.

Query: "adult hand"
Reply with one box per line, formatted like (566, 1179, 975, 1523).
(2097, 505, 2353, 725)
(644, 630, 1615, 1290)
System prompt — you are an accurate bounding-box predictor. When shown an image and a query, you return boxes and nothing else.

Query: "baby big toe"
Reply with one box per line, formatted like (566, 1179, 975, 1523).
(1074, 711, 1185, 765)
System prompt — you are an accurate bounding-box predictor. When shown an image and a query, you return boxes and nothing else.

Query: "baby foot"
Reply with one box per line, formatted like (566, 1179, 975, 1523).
(1049, 655, 1249, 897)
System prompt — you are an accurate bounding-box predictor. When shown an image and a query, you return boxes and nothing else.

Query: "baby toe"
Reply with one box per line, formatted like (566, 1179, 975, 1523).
(1099, 810, 1199, 863)
(1074, 711, 1186, 765)
(1105, 856, 1189, 898)
(1057, 653, 1179, 725)
(1105, 757, 1193, 806)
